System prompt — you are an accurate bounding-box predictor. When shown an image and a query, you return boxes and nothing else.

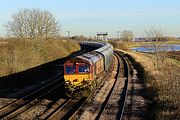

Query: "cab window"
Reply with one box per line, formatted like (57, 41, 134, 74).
(78, 65, 89, 73)
(65, 65, 76, 74)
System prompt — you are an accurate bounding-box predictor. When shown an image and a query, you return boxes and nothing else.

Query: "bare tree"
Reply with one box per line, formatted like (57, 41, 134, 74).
(145, 26, 166, 69)
(120, 30, 134, 42)
(5, 8, 60, 38)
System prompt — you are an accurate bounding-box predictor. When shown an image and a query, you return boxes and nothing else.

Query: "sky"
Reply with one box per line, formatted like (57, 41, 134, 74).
(0, 0, 180, 38)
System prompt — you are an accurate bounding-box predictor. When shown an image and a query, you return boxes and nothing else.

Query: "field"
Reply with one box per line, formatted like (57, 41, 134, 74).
(111, 40, 180, 49)
(112, 41, 180, 120)
(0, 38, 80, 77)
(129, 52, 180, 119)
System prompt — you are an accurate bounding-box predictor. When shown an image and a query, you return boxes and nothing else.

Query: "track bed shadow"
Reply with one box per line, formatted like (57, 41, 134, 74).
(0, 45, 97, 100)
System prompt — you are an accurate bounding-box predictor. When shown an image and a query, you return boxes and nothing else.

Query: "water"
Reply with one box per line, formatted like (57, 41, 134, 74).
(132, 44, 180, 53)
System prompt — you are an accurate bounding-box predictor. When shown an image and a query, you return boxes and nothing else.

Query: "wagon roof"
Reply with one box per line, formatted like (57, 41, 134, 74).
(76, 56, 94, 65)
(95, 44, 110, 52)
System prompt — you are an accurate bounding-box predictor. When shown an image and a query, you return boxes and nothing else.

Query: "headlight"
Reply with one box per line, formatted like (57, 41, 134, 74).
(66, 80, 71, 84)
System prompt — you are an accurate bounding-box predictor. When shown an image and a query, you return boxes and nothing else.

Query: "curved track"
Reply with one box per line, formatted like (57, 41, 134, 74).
(0, 43, 132, 120)
(116, 51, 132, 120)
(0, 44, 96, 119)
(70, 51, 132, 120)
(44, 54, 116, 120)
(94, 51, 132, 120)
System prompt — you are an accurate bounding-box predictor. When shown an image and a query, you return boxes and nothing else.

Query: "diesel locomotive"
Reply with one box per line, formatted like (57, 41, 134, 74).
(64, 41, 113, 96)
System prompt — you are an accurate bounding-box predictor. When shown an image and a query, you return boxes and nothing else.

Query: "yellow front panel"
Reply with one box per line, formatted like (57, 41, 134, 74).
(64, 74, 91, 88)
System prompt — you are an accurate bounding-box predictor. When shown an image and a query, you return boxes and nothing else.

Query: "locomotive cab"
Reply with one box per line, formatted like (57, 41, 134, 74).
(64, 57, 93, 90)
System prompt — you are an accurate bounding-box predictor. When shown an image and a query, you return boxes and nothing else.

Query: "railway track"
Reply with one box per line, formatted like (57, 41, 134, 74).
(0, 72, 63, 109)
(0, 45, 132, 119)
(95, 52, 122, 120)
(44, 71, 114, 119)
(0, 44, 98, 119)
(40, 55, 117, 120)
(0, 75, 65, 119)
(70, 51, 132, 120)
(117, 51, 132, 120)
(94, 51, 131, 120)
(45, 97, 87, 120)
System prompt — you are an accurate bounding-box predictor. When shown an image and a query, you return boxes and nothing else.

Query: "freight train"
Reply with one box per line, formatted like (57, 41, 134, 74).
(64, 41, 113, 96)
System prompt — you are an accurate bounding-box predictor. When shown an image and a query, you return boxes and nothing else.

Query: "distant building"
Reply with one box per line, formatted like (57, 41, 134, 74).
(135, 37, 147, 42)
(135, 37, 169, 42)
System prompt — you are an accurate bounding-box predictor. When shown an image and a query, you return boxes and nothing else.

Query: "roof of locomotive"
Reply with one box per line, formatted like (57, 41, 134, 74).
(64, 41, 113, 66)
(64, 51, 103, 67)
(64, 56, 91, 64)
(79, 52, 100, 64)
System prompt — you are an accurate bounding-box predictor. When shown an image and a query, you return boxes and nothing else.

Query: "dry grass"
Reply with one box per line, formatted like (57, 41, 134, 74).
(113, 41, 180, 119)
(155, 62, 180, 119)
(125, 51, 180, 120)
(109, 41, 129, 51)
(0, 38, 80, 77)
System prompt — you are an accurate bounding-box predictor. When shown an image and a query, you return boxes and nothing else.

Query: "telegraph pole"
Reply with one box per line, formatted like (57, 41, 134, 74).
(67, 31, 70, 38)
(117, 31, 120, 39)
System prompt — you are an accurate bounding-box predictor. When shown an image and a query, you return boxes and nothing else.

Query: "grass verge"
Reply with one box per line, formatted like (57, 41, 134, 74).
(112, 41, 180, 119)
(0, 38, 80, 77)
(124, 51, 180, 120)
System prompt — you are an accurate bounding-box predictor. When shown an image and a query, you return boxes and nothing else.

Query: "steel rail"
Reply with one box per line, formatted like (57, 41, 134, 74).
(0, 73, 63, 110)
(67, 53, 117, 120)
(116, 51, 131, 120)
(94, 53, 120, 120)
(44, 97, 73, 120)
(48, 64, 115, 120)
(0, 75, 64, 119)
(3, 79, 65, 119)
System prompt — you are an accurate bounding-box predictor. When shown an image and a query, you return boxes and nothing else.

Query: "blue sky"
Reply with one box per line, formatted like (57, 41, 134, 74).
(0, 0, 180, 37)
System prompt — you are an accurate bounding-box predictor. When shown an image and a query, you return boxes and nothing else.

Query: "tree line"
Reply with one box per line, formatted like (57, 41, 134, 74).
(4, 8, 172, 44)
